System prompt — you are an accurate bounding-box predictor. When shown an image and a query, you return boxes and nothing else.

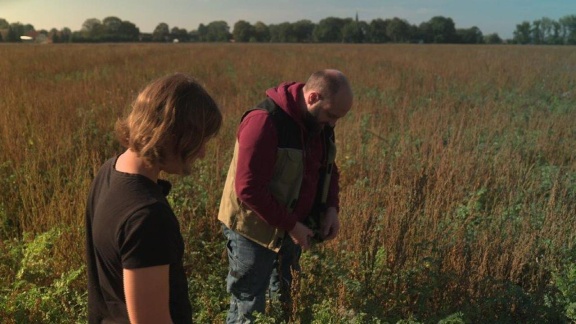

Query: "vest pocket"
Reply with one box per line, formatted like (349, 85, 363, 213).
(270, 148, 303, 208)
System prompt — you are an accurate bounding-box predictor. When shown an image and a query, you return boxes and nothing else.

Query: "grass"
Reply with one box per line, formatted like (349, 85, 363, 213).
(0, 43, 575, 323)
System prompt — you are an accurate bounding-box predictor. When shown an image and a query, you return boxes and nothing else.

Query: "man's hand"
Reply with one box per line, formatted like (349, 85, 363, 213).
(289, 222, 314, 250)
(321, 207, 340, 241)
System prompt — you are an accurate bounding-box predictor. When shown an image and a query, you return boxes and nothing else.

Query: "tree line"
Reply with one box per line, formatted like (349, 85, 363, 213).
(1, 14, 576, 44)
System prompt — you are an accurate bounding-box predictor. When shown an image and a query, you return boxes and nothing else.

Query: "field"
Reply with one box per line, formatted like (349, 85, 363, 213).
(1, 43, 575, 323)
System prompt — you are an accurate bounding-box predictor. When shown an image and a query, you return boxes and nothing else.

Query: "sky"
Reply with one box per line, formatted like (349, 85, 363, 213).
(1, 0, 575, 39)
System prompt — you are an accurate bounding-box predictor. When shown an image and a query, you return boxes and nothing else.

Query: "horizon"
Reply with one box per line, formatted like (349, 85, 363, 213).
(2, 0, 576, 40)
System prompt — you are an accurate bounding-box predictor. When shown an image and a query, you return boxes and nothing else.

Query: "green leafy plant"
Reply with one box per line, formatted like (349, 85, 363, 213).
(0, 228, 87, 323)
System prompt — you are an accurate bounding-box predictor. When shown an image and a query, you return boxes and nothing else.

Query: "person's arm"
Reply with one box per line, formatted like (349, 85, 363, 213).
(123, 265, 173, 324)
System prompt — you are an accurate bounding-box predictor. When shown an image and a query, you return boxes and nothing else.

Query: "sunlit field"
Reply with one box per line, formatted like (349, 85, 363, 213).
(1, 43, 575, 323)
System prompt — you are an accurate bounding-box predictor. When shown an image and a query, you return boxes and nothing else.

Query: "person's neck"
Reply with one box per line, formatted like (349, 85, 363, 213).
(115, 149, 160, 183)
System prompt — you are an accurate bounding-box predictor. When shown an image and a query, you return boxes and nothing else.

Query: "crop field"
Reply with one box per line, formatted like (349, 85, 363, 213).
(0, 43, 575, 323)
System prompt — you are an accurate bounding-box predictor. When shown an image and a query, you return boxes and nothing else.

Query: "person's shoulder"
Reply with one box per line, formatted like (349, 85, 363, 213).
(240, 109, 274, 128)
(88, 156, 119, 197)
(93, 156, 117, 177)
(243, 108, 270, 120)
(106, 172, 170, 211)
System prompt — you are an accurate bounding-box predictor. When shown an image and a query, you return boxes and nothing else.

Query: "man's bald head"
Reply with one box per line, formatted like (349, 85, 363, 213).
(301, 69, 353, 129)
(303, 69, 352, 100)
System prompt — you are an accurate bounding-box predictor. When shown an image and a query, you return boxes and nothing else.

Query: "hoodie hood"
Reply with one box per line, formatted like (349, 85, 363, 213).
(265, 82, 305, 127)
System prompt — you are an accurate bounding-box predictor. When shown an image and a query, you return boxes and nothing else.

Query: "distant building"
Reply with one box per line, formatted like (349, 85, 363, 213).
(22, 30, 39, 42)
(18, 30, 51, 43)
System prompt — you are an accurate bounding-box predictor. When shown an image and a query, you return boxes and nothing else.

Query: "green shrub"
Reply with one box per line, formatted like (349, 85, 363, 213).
(0, 228, 87, 323)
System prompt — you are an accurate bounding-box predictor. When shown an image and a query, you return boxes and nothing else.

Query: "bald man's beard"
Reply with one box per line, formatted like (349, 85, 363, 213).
(303, 110, 323, 135)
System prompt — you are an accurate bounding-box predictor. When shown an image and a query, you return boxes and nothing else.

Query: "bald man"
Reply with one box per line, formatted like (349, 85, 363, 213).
(218, 69, 353, 323)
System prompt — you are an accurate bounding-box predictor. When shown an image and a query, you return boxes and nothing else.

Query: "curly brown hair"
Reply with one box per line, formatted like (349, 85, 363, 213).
(115, 73, 222, 167)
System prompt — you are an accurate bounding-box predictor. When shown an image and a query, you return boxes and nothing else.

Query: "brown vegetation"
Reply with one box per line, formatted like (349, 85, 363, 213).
(1, 43, 575, 323)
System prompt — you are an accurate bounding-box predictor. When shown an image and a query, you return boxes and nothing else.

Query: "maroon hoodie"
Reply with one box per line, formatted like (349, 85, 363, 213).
(234, 82, 340, 232)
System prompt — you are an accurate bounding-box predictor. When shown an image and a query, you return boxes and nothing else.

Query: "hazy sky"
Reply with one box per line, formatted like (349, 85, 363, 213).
(1, 0, 575, 39)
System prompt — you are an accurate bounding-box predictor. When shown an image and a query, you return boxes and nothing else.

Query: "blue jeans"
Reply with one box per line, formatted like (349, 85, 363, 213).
(223, 225, 301, 324)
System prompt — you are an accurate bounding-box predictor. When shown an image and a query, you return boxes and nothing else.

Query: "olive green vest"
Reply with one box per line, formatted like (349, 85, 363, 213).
(218, 98, 335, 251)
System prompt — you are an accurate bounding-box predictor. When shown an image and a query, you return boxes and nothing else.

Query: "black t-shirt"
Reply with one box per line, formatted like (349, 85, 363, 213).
(85, 156, 192, 323)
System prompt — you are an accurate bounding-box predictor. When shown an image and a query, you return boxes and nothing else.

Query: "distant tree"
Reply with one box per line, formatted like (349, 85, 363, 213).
(314, 17, 347, 42)
(253, 21, 270, 42)
(233, 20, 254, 42)
(408, 24, 420, 42)
(170, 27, 188, 42)
(357, 20, 370, 42)
(419, 16, 456, 43)
(367, 19, 389, 43)
(78, 17, 140, 42)
(342, 18, 364, 43)
(152, 22, 170, 42)
(71, 31, 83, 42)
(530, 17, 563, 45)
(60, 27, 72, 42)
(269, 22, 294, 42)
(417, 22, 431, 43)
(456, 26, 484, 44)
(196, 23, 208, 41)
(0, 19, 5, 42)
(77, 18, 103, 41)
(82, 18, 102, 35)
(292, 20, 315, 42)
(541, 18, 563, 44)
(536, 17, 553, 44)
(118, 21, 139, 41)
(551, 20, 563, 44)
(267, 23, 279, 42)
(513, 21, 531, 44)
(0, 18, 9, 29)
(484, 33, 502, 44)
(188, 29, 200, 42)
(559, 14, 576, 44)
(0, 19, 7, 42)
(98, 17, 122, 41)
(23, 23, 34, 34)
(386, 17, 411, 42)
(205, 21, 231, 42)
(103, 16, 122, 33)
(531, 20, 543, 44)
(6, 25, 18, 42)
(49, 28, 59, 43)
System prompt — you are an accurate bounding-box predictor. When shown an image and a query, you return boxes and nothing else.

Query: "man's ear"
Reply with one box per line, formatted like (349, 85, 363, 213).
(307, 91, 321, 105)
